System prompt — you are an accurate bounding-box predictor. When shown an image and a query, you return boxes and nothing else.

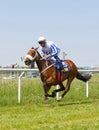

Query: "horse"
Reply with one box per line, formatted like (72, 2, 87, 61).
(24, 47, 92, 101)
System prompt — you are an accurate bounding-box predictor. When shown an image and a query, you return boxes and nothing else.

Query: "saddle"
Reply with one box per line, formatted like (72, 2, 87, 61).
(55, 60, 70, 72)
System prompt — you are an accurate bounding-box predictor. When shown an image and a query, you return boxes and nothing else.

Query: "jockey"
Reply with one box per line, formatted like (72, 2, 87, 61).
(37, 36, 69, 72)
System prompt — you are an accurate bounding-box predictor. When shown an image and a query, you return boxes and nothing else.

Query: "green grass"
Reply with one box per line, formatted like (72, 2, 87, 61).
(0, 75, 99, 130)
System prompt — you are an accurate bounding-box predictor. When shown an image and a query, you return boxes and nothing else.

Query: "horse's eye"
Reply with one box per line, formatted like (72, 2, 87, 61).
(32, 52, 36, 57)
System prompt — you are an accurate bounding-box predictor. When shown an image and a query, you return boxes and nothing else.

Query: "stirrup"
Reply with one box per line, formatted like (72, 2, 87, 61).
(62, 67, 69, 72)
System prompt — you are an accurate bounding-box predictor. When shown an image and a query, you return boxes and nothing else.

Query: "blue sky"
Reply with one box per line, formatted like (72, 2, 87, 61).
(0, 0, 99, 66)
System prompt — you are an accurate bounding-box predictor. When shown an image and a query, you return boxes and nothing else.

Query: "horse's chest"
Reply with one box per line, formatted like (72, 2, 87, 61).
(41, 72, 56, 84)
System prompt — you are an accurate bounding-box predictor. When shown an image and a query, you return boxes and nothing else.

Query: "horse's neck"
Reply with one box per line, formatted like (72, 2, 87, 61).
(36, 59, 48, 72)
(35, 52, 48, 72)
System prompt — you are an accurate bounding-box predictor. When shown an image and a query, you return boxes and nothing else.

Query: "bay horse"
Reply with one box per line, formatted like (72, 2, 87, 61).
(24, 47, 91, 101)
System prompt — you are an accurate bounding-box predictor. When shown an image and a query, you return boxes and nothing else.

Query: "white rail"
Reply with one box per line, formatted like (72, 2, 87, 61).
(0, 68, 38, 103)
(1, 68, 99, 72)
(0, 68, 38, 72)
(0, 68, 99, 103)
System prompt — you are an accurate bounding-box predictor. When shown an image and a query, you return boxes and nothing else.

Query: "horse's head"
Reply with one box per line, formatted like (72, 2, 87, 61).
(24, 47, 39, 66)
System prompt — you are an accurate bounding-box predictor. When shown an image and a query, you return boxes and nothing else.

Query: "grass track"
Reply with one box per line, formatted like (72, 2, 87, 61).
(0, 75, 99, 130)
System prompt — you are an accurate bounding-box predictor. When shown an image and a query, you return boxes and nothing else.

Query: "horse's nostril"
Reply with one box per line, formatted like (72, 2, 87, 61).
(25, 61, 28, 65)
(25, 60, 31, 65)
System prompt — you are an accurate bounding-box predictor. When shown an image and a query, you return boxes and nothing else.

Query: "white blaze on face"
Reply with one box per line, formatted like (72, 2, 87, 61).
(25, 49, 38, 62)
(25, 54, 34, 61)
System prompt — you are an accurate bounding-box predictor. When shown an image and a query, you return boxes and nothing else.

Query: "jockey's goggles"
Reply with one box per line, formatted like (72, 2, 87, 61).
(38, 41, 46, 44)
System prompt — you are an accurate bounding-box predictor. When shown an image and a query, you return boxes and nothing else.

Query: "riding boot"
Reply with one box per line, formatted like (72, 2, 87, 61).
(54, 56, 64, 70)
(54, 56, 69, 72)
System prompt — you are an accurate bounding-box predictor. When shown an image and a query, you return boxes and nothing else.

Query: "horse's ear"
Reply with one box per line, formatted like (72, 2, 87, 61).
(31, 47, 39, 50)
(35, 47, 39, 50)
(31, 47, 34, 49)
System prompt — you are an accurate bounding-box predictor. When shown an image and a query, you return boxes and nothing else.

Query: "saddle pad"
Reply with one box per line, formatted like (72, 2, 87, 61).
(55, 60, 68, 70)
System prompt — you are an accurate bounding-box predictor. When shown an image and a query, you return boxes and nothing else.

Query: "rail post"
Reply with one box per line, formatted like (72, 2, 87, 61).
(86, 81, 89, 97)
(18, 72, 25, 103)
(56, 85, 59, 100)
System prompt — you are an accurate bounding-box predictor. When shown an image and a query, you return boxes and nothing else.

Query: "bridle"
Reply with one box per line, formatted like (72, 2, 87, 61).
(25, 49, 38, 61)
(25, 48, 55, 74)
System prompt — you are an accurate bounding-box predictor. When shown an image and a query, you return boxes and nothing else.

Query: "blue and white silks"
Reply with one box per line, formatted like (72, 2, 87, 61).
(41, 41, 68, 70)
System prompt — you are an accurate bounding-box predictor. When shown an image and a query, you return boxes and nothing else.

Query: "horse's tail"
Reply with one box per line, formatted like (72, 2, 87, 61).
(76, 72, 92, 82)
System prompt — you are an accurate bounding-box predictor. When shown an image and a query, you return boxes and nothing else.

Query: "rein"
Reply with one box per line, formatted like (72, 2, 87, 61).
(25, 49, 54, 74)
(39, 57, 55, 74)
(40, 64, 54, 74)
(25, 49, 38, 61)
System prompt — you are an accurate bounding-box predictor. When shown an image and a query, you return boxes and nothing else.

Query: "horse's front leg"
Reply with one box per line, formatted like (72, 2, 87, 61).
(42, 82, 51, 102)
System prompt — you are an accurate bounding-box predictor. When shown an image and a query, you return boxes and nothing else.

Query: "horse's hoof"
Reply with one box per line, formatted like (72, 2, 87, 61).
(45, 99, 50, 103)
(57, 96, 62, 102)
(52, 92, 56, 97)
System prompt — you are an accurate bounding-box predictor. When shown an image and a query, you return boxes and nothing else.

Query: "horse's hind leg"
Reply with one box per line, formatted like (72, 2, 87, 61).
(58, 77, 74, 101)
(52, 83, 65, 97)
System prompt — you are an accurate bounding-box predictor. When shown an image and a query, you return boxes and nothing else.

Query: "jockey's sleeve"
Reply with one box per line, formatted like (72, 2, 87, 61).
(41, 49, 49, 55)
(41, 49, 46, 54)
(50, 44, 59, 56)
